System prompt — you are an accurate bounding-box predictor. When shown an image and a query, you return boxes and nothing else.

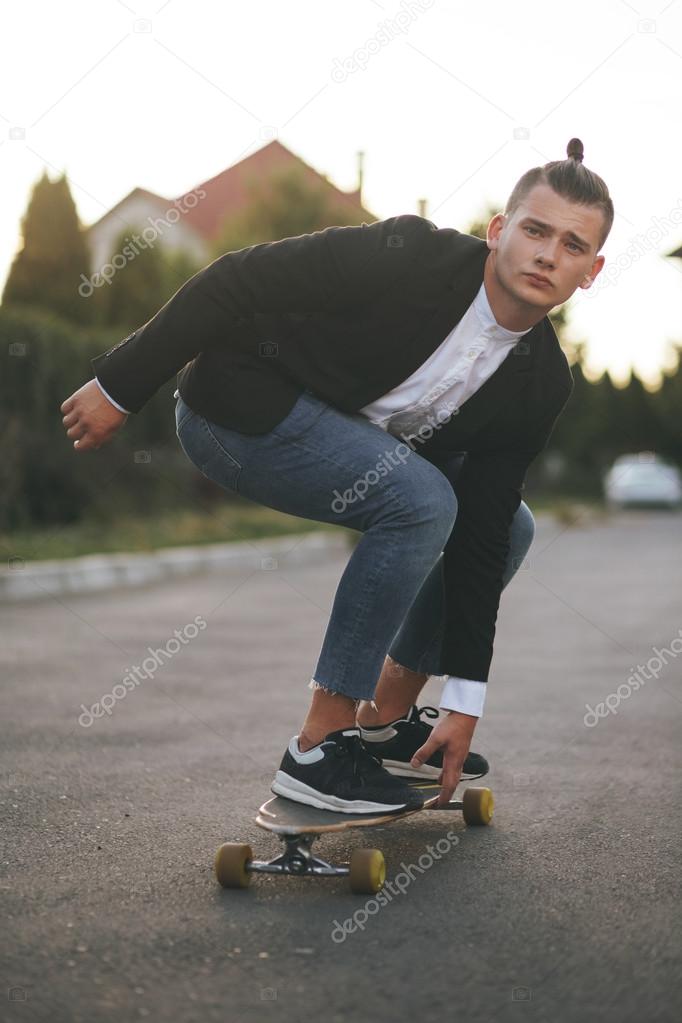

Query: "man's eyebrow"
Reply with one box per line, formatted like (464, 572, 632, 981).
(520, 217, 590, 249)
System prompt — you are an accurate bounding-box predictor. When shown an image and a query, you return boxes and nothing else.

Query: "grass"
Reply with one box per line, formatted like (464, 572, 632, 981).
(0, 495, 607, 564)
(0, 502, 351, 563)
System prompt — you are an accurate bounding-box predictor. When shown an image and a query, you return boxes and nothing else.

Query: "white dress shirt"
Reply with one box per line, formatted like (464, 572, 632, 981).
(96, 280, 531, 718)
(358, 280, 532, 718)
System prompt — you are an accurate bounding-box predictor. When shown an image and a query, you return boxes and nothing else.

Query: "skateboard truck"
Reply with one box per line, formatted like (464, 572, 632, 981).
(247, 833, 349, 880)
(215, 786, 492, 895)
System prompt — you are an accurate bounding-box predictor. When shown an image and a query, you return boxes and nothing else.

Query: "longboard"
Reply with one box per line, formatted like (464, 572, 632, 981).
(214, 779, 494, 895)
(256, 779, 457, 833)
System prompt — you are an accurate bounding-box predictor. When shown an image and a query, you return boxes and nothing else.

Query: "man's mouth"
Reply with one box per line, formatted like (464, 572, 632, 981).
(524, 272, 552, 288)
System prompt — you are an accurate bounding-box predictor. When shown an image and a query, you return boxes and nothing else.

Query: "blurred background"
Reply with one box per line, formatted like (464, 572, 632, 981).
(2, 0, 681, 562)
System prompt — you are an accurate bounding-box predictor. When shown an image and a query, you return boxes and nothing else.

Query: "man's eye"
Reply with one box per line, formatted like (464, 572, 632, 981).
(525, 226, 539, 235)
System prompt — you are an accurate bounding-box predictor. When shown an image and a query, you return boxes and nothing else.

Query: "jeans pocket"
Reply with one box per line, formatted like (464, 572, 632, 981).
(180, 417, 243, 493)
(272, 388, 328, 442)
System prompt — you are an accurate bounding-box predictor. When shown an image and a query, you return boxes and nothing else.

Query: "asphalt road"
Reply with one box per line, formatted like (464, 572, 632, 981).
(1, 509, 680, 1023)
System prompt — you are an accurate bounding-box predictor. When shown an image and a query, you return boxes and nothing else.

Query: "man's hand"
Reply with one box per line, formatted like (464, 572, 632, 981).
(60, 379, 128, 452)
(410, 710, 478, 807)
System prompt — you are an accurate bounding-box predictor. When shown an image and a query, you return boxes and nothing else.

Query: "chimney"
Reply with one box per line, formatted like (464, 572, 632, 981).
(356, 150, 365, 203)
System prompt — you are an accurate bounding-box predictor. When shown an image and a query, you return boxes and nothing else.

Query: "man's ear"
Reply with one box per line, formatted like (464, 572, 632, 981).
(579, 253, 606, 290)
(486, 212, 506, 251)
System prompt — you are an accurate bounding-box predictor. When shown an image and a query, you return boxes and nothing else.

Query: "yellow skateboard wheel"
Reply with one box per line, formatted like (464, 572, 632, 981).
(214, 842, 253, 888)
(349, 848, 386, 894)
(462, 786, 494, 825)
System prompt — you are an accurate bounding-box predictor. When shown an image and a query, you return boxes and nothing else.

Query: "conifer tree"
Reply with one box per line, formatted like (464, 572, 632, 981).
(2, 170, 93, 324)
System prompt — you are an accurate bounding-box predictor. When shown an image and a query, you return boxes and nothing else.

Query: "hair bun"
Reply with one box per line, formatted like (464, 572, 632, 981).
(567, 137, 584, 163)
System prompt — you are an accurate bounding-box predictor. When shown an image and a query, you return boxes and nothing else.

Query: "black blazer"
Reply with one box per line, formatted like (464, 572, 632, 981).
(92, 214, 573, 683)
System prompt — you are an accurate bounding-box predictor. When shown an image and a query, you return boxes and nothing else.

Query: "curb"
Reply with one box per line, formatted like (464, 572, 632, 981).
(0, 509, 575, 605)
(0, 531, 351, 603)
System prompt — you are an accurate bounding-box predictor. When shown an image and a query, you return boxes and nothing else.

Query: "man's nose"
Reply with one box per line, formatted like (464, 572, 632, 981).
(536, 241, 559, 266)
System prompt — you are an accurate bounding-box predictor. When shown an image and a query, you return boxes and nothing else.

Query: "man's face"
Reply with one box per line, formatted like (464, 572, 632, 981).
(486, 183, 606, 312)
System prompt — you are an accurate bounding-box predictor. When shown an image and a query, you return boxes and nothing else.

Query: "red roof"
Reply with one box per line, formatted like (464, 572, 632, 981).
(173, 139, 374, 240)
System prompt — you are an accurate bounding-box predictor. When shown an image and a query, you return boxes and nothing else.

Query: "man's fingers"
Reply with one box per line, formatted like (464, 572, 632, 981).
(64, 415, 112, 450)
(67, 420, 98, 450)
(66, 422, 86, 440)
(437, 752, 464, 806)
(61, 381, 126, 455)
(410, 738, 438, 768)
(74, 433, 95, 452)
(437, 767, 462, 807)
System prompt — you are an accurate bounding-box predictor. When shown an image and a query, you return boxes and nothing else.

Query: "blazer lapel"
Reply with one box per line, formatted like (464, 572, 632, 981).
(423, 236, 537, 437)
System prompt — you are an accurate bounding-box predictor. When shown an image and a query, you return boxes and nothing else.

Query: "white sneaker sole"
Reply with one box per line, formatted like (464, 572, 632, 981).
(271, 771, 415, 814)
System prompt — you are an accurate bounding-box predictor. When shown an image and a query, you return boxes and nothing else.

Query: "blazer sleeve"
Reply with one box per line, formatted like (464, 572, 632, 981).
(90, 214, 433, 413)
(439, 388, 573, 683)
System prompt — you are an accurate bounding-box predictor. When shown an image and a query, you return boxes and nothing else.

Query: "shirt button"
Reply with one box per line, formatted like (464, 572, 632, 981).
(466, 348, 478, 359)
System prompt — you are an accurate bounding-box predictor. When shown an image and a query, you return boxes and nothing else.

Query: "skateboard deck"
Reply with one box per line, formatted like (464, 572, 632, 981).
(255, 779, 455, 834)
(215, 779, 494, 895)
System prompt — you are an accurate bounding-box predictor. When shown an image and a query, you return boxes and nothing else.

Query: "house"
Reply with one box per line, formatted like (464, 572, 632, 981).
(84, 141, 375, 274)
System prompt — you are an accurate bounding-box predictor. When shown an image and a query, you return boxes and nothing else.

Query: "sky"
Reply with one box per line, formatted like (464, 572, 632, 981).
(2, 0, 682, 386)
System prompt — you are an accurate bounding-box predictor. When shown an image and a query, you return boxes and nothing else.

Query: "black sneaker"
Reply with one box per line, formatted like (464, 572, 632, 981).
(271, 727, 425, 814)
(358, 705, 489, 780)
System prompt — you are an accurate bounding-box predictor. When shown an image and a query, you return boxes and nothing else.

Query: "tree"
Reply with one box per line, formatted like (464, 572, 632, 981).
(652, 344, 682, 460)
(211, 165, 371, 257)
(91, 225, 190, 331)
(546, 348, 603, 486)
(2, 170, 93, 325)
(464, 204, 497, 244)
(617, 370, 661, 453)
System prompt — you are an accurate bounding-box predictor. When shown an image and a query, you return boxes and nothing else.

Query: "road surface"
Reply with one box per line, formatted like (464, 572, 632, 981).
(1, 509, 680, 1022)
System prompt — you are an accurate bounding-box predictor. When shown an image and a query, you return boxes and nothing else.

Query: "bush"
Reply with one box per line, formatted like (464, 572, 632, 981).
(0, 305, 212, 532)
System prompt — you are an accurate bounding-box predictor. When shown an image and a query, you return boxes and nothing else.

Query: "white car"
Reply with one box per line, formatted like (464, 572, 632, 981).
(604, 453, 682, 509)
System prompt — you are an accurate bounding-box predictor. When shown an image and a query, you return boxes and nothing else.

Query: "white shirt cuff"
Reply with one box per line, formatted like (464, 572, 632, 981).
(94, 377, 130, 414)
(439, 676, 487, 718)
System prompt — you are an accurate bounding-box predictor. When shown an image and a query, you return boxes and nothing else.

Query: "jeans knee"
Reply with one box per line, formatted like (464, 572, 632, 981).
(512, 500, 535, 555)
(433, 482, 458, 543)
(401, 468, 458, 548)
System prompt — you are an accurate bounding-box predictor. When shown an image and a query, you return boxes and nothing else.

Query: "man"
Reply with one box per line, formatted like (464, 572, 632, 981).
(61, 138, 612, 813)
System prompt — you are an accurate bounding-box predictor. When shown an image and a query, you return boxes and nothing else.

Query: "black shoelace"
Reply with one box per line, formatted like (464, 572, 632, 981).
(410, 704, 439, 738)
(333, 734, 384, 786)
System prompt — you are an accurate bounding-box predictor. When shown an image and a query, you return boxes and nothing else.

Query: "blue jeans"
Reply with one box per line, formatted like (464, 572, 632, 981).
(175, 389, 535, 701)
